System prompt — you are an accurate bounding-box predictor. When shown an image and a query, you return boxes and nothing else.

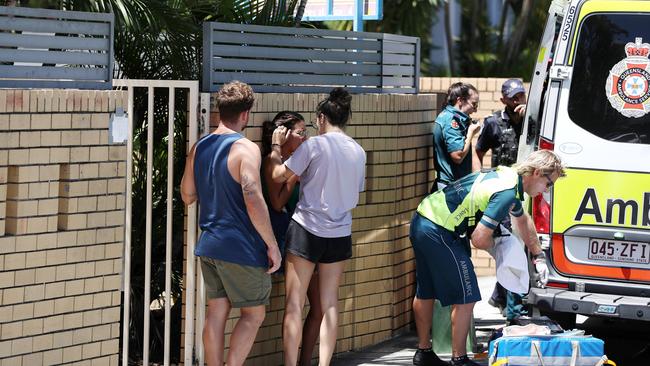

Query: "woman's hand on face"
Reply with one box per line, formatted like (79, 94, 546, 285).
(272, 126, 291, 146)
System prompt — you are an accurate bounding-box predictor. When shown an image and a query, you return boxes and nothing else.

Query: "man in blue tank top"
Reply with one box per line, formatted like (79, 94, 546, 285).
(181, 81, 281, 366)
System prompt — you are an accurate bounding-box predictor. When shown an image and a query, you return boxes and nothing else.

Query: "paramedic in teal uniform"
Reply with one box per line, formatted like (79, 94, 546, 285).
(411, 150, 564, 366)
(432, 82, 482, 192)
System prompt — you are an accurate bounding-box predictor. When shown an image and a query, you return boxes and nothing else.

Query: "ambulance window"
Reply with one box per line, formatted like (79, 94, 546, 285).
(568, 14, 650, 144)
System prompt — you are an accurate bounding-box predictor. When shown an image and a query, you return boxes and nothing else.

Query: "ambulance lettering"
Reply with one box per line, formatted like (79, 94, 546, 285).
(574, 188, 650, 226)
(453, 206, 469, 223)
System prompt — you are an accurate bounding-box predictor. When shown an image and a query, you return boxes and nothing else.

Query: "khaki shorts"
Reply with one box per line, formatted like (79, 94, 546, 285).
(199, 257, 271, 308)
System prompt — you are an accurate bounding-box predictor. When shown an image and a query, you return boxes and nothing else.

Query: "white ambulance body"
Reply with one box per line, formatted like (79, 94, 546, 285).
(519, 0, 650, 327)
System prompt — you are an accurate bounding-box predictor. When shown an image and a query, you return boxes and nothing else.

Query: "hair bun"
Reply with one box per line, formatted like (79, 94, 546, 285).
(328, 87, 351, 105)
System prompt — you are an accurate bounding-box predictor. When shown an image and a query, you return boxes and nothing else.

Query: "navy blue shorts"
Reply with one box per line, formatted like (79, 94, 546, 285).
(410, 213, 481, 306)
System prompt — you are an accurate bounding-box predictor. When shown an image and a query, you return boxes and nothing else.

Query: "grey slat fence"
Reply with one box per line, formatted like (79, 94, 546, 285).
(0, 6, 113, 89)
(203, 22, 419, 94)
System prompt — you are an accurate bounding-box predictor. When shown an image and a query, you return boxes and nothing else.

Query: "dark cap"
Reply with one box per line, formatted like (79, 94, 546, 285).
(501, 79, 526, 98)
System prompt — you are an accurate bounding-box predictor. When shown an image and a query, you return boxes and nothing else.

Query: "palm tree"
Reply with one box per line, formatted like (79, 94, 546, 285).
(321, 0, 550, 79)
(295, 0, 308, 27)
(454, 0, 549, 78)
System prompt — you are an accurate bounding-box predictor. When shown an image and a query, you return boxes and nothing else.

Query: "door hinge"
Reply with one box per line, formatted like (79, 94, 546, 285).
(550, 65, 572, 80)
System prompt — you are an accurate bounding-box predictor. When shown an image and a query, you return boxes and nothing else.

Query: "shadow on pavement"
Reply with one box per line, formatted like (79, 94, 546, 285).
(332, 276, 502, 366)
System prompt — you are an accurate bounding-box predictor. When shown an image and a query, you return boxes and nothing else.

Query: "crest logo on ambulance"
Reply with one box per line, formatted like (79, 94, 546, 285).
(606, 37, 650, 118)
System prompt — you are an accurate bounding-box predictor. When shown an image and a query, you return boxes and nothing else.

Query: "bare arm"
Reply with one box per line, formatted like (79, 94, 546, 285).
(263, 156, 299, 212)
(476, 149, 486, 167)
(471, 145, 481, 172)
(235, 141, 281, 273)
(449, 138, 473, 165)
(471, 222, 495, 250)
(270, 148, 297, 183)
(269, 126, 297, 183)
(180, 143, 198, 205)
(450, 122, 481, 165)
(511, 212, 543, 256)
(237, 141, 279, 247)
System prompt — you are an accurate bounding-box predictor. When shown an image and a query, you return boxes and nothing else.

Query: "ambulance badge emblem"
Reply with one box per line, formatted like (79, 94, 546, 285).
(606, 37, 650, 118)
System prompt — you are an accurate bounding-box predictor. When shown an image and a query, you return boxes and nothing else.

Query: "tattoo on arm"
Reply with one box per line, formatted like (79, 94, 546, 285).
(241, 173, 258, 196)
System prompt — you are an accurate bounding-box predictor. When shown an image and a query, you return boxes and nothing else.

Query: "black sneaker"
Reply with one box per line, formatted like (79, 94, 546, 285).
(488, 297, 507, 317)
(450, 355, 480, 366)
(413, 348, 449, 366)
(487, 297, 505, 311)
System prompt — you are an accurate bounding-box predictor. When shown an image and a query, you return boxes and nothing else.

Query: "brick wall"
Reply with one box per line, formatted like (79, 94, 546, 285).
(419, 77, 530, 276)
(185, 92, 438, 365)
(0, 90, 127, 366)
(0, 79, 516, 365)
(0, 85, 503, 366)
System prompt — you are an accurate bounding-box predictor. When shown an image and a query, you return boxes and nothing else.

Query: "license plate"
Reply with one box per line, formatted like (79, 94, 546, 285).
(597, 305, 617, 314)
(588, 238, 650, 265)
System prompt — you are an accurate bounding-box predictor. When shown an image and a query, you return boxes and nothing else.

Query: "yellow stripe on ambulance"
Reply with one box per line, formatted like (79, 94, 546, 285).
(568, 1, 650, 65)
(553, 169, 650, 233)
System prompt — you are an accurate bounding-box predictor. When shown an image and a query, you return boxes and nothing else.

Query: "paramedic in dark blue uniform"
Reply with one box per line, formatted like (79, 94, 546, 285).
(475, 78, 528, 321)
(411, 150, 563, 366)
(432, 82, 482, 192)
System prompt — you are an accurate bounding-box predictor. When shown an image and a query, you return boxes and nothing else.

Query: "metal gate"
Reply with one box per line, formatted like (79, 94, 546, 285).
(114, 79, 208, 365)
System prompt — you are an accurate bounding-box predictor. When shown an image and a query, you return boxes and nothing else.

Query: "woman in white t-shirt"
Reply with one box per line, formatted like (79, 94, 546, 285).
(269, 88, 366, 366)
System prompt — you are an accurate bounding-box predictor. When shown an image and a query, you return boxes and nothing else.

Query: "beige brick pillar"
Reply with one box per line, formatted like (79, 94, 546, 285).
(0, 89, 127, 366)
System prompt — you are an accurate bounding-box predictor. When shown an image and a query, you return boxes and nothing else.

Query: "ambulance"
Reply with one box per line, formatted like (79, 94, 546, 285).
(519, 0, 650, 327)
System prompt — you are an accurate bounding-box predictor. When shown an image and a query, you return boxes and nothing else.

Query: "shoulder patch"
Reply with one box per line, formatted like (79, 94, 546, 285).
(450, 120, 459, 129)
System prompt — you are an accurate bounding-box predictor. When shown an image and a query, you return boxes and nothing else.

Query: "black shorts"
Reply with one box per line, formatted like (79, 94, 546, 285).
(285, 220, 352, 263)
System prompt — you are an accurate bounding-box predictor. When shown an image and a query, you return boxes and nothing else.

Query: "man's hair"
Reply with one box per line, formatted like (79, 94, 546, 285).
(514, 149, 566, 177)
(445, 82, 478, 107)
(216, 81, 255, 121)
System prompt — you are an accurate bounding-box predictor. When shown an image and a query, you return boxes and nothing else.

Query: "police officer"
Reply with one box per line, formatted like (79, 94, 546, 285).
(411, 150, 562, 366)
(475, 78, 527, 167)
(475, 79, 528, 321)
(432, 82, 482, 192)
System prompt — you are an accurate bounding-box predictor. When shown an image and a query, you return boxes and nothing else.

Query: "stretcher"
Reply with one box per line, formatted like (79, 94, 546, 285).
(488, 334, 616, 366)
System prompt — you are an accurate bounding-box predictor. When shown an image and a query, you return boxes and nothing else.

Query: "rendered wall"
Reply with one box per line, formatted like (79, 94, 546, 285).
(181, 92, 439, 365)
(0, 90, 127, 366)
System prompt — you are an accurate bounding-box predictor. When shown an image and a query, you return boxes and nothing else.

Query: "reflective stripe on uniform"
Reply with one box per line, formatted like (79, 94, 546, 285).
(417, 166, 523, 233)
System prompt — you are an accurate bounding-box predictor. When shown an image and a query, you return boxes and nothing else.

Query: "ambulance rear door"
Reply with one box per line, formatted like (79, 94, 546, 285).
(551, 1, 650, 292)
